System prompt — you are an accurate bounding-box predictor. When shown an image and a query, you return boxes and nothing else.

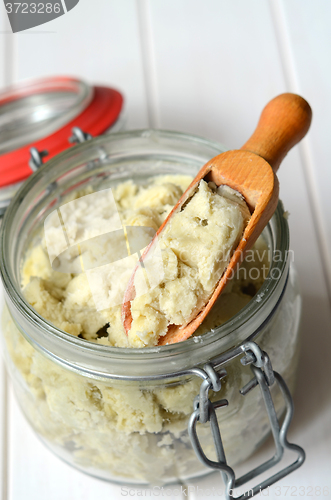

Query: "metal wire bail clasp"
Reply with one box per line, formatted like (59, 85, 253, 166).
(29, 147, 49, 172)
(187, 341, 305, 499)
(69, 127, 93, 144)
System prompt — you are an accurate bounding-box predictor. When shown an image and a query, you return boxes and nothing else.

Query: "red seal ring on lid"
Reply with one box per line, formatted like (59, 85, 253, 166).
(0, 76, 124, 190)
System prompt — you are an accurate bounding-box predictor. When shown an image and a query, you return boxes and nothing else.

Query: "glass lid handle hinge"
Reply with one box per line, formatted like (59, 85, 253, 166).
(188, 342, 305, 499)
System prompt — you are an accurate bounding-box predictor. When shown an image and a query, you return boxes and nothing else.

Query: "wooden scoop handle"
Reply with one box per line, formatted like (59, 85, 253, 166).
(241, 93, 312, 172)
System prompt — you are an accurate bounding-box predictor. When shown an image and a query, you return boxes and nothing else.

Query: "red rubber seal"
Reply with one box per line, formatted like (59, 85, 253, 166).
(0, 85, 123, 188)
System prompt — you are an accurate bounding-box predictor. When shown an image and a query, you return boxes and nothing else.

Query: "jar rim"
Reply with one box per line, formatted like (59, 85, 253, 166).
(0, 129, 290, 379)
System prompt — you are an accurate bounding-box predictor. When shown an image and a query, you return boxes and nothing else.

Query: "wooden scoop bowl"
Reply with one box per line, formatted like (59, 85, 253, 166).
(122, 93, 312, 345)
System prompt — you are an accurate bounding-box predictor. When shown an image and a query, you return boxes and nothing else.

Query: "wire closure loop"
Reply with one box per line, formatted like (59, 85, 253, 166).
(187, 341, 305, 499)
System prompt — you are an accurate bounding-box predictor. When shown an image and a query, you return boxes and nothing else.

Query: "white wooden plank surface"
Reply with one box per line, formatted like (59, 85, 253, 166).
(0, 6, 5, 88)
(0, 286, 7, 500)
(0, 6, 15, 90)
(0, 370, 7, 500)
(0, 284, 6, 500)
(278, 0, 331, 298)
(147, 0, 287, 147)
(12, 0, 149, 129)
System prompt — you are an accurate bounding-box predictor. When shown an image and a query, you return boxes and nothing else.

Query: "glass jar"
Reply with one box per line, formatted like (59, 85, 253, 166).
(0, 130, 302, 487)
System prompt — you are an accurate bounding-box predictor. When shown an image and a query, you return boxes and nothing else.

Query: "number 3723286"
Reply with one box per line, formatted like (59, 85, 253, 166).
(5, 3, 62, 14)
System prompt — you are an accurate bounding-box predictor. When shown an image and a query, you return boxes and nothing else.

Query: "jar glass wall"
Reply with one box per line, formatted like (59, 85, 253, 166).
(0, 130, 302, 485)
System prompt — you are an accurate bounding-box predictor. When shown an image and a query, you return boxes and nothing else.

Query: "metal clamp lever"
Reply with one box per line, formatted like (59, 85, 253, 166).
(188, 342, 305, 499)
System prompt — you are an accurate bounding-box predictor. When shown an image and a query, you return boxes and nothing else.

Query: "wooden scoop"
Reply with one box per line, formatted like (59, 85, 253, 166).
(122, 93, 312, 345)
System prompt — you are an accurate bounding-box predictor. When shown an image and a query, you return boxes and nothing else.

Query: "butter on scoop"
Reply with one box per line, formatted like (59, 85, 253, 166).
(127, 180, 250, 347)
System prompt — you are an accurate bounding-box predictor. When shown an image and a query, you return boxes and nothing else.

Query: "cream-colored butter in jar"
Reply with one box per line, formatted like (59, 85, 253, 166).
(0, 130, 303, 488)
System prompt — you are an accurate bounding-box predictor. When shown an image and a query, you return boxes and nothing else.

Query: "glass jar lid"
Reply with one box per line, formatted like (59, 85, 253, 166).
(0, 76, 124, 214)
(0, 76, 92, 155)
